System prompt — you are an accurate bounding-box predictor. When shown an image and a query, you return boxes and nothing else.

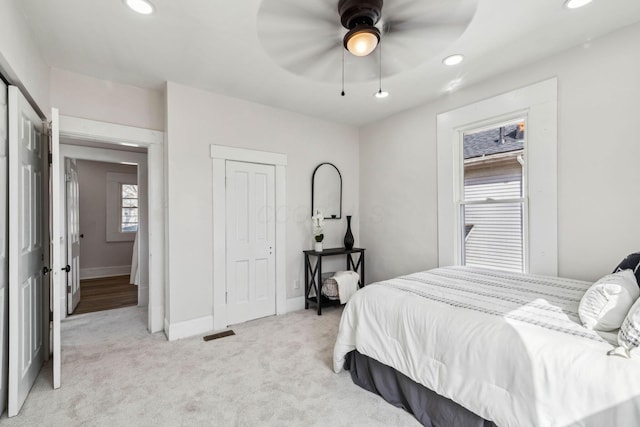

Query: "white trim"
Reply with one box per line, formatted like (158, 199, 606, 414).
(275, 165, 287, 315)
(164, 315, 214, 341)
(60, 116, 163, 146)
(437, 78, 558, 276)
(212, 145, 287, 331)
(285, 296, 305, 313)
(79, 266, 132, 280)
(210, 144, 287, 166)
(59, 115, 165, 333)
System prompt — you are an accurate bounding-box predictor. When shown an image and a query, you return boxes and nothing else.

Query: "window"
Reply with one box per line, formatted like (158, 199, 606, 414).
(121, 184, 139, 232)
(461, 120, 526, 272)
(106, 172, 138, 241)
(436, 78, 558, 276)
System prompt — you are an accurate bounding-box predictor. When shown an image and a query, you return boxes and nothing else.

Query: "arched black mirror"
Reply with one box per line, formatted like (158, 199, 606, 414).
(312, 162, 342, 219)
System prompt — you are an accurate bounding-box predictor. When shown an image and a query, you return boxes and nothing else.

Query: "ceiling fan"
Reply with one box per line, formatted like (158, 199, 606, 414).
(257, 0, 477, 83)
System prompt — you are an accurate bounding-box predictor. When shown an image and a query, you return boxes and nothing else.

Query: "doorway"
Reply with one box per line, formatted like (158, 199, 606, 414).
(59, 143, 146, 320)
(55, 115, 164, 334)
(68, 158, 141, 315)
(210, 145, 287, 334)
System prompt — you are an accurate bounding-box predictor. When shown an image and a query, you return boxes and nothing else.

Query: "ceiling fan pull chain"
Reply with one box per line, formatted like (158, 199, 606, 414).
(341, 48, 346, 96)
(379, 37, 382, 91)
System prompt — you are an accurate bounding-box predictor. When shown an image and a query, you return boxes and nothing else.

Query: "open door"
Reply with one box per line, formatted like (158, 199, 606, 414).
(0, 77, 9, 418)
(7, 86, 46, 416)
(51, 108, 61, 390)
(65, 158, 80, 314)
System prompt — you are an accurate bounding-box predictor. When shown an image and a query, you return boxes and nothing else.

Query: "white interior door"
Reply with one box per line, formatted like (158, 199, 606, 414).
(65, 158, 80, 314)
(7, 86, 45, 417)
(51, 108, 61, 389)
(226, 161, 276, 325)
(0, 78, 9, 417)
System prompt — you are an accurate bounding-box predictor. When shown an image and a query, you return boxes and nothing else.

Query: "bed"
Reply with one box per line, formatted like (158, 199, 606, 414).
(333, 266, 640, 427)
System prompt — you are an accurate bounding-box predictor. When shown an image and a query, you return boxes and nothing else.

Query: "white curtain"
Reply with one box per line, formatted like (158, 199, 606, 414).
(130, 231, 140, 285)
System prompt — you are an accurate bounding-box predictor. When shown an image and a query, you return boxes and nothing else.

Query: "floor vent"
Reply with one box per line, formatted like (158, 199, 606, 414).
(203, 330, 235, 342)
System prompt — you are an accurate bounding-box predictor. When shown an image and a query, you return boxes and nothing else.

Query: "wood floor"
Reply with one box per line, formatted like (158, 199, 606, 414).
(73, 275, 138, 315)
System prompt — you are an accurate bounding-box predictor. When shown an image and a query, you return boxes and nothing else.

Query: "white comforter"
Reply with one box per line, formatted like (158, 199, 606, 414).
(333, 266, 640, 427)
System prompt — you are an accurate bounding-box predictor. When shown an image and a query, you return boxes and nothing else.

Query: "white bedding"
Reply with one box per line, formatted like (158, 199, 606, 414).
(333, 266, 640, 427)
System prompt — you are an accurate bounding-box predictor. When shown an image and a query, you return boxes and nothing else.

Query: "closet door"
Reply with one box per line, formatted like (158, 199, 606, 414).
(7, 86, 46, 416)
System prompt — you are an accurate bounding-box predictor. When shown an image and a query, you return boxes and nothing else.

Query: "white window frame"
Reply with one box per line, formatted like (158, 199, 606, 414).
(106, 172, 138, 242)
(437, 78, 558, 276)
(459, 117, 529, 272)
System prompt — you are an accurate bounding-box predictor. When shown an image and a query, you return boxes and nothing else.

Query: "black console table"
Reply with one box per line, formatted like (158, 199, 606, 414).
(303, 247, 365, 315)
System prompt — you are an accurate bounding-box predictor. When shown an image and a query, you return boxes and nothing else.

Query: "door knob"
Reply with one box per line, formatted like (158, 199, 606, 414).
(62, 265, 71, 273)
(42, 266, 50, 276)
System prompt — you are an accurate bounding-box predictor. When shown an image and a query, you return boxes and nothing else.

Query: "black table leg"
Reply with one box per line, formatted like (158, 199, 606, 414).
(304, 254, 309, 309)
(317, 256, 322, 315)
(361, 252, 365, 287)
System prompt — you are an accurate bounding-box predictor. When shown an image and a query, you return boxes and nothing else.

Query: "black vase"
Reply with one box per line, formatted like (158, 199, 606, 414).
(343, 215, 354, 250)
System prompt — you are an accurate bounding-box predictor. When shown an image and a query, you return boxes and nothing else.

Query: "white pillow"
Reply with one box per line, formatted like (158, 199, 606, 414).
(609, 298, 640, 359)
(578, 269, 639, 332)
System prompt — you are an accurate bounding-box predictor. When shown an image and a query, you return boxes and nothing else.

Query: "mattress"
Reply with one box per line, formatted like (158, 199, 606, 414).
(333, 266, 640, 427)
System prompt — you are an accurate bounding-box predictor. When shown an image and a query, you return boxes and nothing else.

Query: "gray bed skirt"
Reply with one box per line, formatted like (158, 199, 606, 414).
(344, 350, 497, 427)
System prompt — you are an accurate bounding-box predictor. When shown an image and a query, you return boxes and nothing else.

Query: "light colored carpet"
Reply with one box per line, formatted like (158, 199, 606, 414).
(2, 306, 420, 426)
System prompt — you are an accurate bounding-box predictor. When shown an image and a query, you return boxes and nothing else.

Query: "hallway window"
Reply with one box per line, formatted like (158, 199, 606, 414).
(121, 184, 139, 232)
(106, 171, 138, 241)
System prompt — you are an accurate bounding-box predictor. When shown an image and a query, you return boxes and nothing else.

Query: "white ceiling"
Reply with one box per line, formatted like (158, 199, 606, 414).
(16, 0, 640, 126)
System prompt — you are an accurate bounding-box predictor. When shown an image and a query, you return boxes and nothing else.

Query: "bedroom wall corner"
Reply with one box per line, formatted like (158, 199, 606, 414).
(358, 110, 440, 284)
(358, 21, 640, 283)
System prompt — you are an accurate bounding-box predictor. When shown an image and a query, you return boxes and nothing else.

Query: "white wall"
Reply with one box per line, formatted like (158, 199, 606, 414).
(50, 68, 164, 131)
(360, 22, 640, 284)
(0, 0, 50, 117)
(77, 160, 137, 278)
(166, 82, 359, 325)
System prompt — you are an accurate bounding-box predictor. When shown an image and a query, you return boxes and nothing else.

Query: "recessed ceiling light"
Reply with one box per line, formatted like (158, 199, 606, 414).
(443, 54, 464, 66)
(125, 0, 154, 15)
(374, 90, 389, 99)
(564, 0, 593, 9)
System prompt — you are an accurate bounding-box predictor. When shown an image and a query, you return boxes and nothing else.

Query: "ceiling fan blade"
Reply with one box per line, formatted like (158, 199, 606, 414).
(258, 0, 345, 81)
(377, 0, 478, 70)
(279, 40, 340, 74)
(259, 0, 338, 28)
(383, 0, 477, 25)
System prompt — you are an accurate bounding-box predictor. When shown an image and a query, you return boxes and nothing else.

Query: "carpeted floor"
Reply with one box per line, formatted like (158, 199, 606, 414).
(1, 306, 419, 426)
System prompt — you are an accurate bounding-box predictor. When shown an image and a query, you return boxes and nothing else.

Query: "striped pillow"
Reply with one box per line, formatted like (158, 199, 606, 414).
(609, 298, 640, 359)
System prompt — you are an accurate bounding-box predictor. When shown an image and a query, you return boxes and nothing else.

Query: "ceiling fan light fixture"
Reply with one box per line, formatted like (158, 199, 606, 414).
(443, 54, 464, 66)
(124, 0, 154, 15)
(344, 26, 380, 57)
(564, 0, 593, 9)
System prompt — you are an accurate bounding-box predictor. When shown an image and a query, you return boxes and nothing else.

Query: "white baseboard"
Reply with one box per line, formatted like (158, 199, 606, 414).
(165, 315, 214, 341)
(285, 296, 305, 313)
(80, 265, 131, 280)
